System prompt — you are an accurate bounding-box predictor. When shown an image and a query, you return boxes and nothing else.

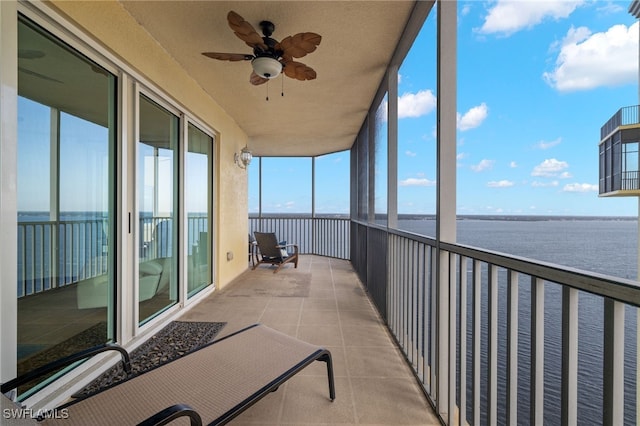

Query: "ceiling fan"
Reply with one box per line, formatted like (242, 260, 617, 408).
(202, 11, 321, 86)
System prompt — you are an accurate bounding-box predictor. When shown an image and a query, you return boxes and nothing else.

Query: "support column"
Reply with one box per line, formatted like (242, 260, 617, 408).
(387, 66, 398, 229)
(436, 0, 457, 421)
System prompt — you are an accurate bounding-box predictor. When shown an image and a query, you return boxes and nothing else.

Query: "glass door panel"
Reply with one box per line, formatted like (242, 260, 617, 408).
(186, 124, 213, 297)
(138, 95, 179, 324)
(16, 16, 116, 395)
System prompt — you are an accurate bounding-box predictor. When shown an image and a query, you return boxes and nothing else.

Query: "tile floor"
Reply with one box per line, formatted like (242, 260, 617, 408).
(179, 255, 440, 425)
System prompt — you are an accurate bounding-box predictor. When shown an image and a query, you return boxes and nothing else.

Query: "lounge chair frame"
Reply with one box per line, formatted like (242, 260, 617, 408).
(1, 324, 335, 426)
(252, 231, 299, 273)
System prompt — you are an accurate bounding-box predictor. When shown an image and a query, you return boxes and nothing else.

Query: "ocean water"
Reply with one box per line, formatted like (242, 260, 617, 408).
(398, 216, 639, 425)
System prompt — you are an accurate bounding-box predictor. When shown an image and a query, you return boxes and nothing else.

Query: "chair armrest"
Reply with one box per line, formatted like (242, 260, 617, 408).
(276, 244, 299, 255)
(137, 404, 202, 426)
(1, 343, 132, 396)
(277, 244, 298, 250)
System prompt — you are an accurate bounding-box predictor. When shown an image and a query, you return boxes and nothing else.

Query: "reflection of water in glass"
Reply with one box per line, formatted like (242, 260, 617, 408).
(400, 217, 638, 425)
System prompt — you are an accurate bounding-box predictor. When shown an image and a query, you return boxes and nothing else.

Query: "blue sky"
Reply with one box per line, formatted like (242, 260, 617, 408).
(252, 0, 640, 217)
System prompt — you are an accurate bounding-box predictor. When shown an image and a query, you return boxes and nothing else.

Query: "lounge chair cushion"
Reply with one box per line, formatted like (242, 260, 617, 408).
(36, 324, 333, 425)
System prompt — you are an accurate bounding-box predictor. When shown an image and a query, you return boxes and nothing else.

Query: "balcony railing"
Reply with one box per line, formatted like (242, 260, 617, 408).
(600, 105, 640, 139)
(248, 216, 350, 259)
(352, 221, 640, 425)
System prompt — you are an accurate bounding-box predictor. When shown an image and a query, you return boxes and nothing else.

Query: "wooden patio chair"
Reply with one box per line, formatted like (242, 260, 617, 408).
(252, 232, 299, 273)
(1, 324, 335, 425)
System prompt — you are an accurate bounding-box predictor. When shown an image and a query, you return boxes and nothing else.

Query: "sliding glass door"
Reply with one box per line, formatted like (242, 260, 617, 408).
(16, 16, 116, 394)
(186, 124, 214, 297)
(138, 95, 179, 324)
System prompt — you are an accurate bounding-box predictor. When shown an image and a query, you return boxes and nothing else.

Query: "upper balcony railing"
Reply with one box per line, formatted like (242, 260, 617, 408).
(600, 105, 640, 139)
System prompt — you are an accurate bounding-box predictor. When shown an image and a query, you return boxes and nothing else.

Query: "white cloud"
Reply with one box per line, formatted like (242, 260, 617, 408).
(405, 150, 417, 157)
(478, 0, 584, 36)
(457, 152, 468, 160)
(531, 180, 559, 187)
(509, 161, 518, 168)
(398, 90, 437, 119)
(457, 103, 488, 131)
(559, 171, 573, 179)
(399, 177, 436, 187)
(543, 22, 639, 92)
(471, 159, 495, 172)
(531, 158, 569, 177)
(563, 183, 598, 192)
(487, 180, 514, 188)
(535, 137, 562, 150)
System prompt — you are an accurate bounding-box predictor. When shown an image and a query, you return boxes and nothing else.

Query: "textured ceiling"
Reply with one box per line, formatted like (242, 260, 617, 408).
(119, 1, 416, 157)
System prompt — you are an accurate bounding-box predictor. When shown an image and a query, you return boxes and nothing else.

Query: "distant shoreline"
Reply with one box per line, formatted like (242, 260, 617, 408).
(18, 211, 638, 222)
(249, 213, 637, 221)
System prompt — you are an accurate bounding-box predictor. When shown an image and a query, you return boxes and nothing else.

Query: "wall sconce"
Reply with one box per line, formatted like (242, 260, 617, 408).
(234, 146, 253, 169)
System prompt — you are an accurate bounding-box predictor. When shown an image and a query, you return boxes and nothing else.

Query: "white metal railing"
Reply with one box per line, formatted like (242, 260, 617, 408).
(381, 227, 640, 426)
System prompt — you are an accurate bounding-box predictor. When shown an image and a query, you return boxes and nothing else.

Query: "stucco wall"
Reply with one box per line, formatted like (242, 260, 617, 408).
(47, 0, 249, 289)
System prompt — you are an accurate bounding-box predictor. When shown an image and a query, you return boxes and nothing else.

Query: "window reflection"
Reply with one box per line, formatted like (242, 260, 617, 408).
(16, 16, 116, 395)
(138, 95, 179, 324)
(186, 124, 213, 297)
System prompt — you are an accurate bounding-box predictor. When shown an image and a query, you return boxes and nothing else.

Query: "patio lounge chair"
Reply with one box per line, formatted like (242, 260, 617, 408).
(252, 232, 299, 273)
(1, 324, 335, 425)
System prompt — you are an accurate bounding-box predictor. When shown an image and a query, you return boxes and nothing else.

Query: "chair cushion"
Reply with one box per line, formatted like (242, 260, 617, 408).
(278, 241, 288, 257)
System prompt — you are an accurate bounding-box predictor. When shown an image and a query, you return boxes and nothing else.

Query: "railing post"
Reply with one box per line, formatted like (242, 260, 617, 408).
(561, 286, 578, 426)
(506, 270, 518, 425)
(448, 253, 457, 425)
(488, 264, 498, 426)
(530, 277, 545, 425)
(603, 298, 624, 425)
(472, 260, 481, 426)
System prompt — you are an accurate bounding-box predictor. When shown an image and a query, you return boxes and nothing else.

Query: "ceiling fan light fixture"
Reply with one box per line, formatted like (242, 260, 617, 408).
(251, 56, 282, 79)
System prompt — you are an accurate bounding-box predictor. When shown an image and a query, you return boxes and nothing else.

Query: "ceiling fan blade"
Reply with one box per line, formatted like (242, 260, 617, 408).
(227, 11, 267, 51)
(279, 33, 322, 59)
(249, 71, 268, 86)
(283, 61, 317, 81)
(202, 52, 253, 61)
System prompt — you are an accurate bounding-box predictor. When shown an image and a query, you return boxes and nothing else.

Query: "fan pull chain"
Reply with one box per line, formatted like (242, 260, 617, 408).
(266, 80, 269, 101)
(281, 74, 284, 97)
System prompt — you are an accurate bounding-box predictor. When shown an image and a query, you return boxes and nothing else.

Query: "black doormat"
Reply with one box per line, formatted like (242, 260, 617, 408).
(73, 321, 226, 398)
